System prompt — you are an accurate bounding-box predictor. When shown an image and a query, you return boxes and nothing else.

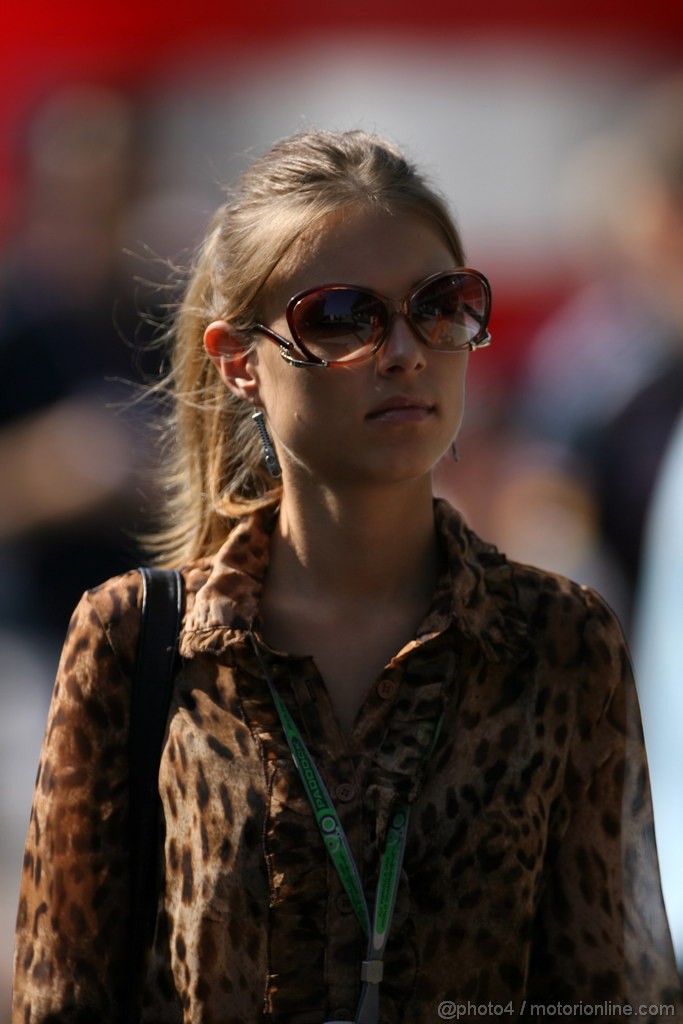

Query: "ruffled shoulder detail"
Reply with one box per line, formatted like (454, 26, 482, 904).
(179, 503, 279, 658)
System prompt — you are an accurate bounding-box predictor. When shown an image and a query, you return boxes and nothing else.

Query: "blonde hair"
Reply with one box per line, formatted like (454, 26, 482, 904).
(148, 129, 466, 566)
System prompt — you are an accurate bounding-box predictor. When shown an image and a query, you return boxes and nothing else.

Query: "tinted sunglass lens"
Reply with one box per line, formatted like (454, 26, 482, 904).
(292, 289, 387, 362)
(411, 275, 487, 349)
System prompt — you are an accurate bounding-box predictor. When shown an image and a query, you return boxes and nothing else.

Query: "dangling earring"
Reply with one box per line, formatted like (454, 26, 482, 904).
(450, 440, 460, 463)
(252, 409, 282, 478)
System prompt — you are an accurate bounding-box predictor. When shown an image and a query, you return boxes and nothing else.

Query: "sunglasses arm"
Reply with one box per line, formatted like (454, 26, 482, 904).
(468, 329, 492, 351)
(253, 324, 330, 368)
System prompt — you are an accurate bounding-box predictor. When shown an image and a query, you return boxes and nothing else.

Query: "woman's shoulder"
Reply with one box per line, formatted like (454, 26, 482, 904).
(505, 554, 619, 627)
(60, 569, 146, 684)
(500, 551, 628, 672)
(68, 557, 212, 673)
(438, 499, 628, 670)
(446, 504, 623, 631)
(461, 525, 634, 733)
(501, 551, 624, 648)
(488, 552, 632, 727)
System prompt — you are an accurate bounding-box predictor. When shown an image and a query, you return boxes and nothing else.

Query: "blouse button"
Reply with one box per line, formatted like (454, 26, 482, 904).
(335, 783, 356, 802)
(377, 678, 397, 699)
(417, 723, 434, 747)
(336, 892, 353, 913)
(331, 1009, 352, 1020)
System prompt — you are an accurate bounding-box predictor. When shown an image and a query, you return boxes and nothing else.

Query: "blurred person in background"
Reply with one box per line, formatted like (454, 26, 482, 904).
(0, 85, 158, 1015)
(11, 128, 681, 1023)
(582, 74, 683, 621)
(0, 85, 152, 647)
(516, 70, 683, 984)
(519, 72, 683, 627)
(634, 406, 683, 972)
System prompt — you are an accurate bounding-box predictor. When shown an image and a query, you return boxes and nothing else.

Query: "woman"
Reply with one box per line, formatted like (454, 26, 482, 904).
(12, 130, 682, 1023)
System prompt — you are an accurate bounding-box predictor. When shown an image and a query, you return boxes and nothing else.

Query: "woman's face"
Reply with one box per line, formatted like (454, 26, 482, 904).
(245, 207, 469, 490)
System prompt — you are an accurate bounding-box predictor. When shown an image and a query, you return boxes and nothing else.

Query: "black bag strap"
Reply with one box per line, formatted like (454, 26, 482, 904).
(125, 567, 183, 1022)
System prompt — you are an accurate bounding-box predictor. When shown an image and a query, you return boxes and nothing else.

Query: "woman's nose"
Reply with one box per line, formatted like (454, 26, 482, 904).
(375, 312, 427, 374)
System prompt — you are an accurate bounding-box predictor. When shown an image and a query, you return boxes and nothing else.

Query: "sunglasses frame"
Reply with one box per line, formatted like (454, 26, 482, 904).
(253, 268, 492, 368)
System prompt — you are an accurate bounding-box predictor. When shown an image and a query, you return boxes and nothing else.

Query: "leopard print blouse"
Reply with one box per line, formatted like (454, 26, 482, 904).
(12, 500, 682, 1023)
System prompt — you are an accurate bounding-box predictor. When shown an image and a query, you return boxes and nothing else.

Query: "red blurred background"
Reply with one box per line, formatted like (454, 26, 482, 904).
(1, 0, 682, 359)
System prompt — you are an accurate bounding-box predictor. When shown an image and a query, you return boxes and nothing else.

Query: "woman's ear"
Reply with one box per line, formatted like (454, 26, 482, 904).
(204, 321, 260, 403)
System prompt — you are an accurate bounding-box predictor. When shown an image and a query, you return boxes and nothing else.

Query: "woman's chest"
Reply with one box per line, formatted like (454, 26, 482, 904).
(158, 640, 570, 871)
(153, 643, 573, 1019)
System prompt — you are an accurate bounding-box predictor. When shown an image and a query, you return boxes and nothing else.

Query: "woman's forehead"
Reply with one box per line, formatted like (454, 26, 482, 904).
(261, 206, 455, 317)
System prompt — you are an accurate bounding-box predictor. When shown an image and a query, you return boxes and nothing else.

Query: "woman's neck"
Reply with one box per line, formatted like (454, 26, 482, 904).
(267, 476, 439, 613)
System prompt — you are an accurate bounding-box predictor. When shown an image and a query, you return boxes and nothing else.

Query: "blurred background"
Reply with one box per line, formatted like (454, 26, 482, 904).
(2, 0, 682, 1014)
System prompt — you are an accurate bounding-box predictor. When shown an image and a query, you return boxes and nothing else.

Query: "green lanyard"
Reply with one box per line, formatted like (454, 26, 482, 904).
(250, 635, 411, 1024)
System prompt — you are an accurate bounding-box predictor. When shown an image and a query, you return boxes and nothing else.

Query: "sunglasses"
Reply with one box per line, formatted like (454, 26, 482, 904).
(253, 268, 492, 368)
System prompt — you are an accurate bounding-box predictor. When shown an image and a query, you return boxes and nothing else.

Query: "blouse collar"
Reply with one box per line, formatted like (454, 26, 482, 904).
(179, 498, 528, 664)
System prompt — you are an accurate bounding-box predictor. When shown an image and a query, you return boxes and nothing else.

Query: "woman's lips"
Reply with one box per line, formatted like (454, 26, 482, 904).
(366, 396, 435, 421)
